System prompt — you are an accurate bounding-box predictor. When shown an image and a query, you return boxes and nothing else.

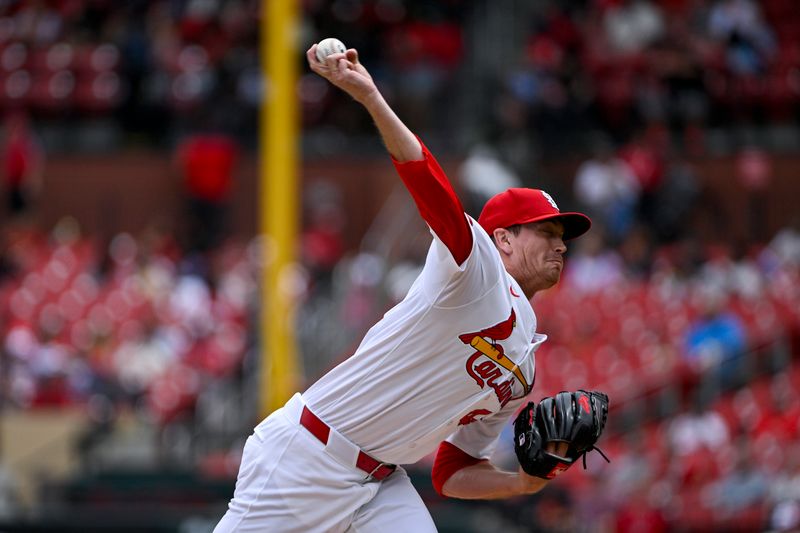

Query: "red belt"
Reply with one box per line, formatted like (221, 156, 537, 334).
(300, 406, 396, 481)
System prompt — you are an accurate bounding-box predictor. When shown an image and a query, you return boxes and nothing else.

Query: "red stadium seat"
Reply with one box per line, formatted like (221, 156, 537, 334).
(0, 42, 28, 72)
(28, 69, 75, 113)
(74, 71, 122, 114)
(0, 69, 32, 109)
(73, 43, 120, 74)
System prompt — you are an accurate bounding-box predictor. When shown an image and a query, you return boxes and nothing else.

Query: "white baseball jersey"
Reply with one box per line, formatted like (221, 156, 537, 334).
(301, 214, 546, 465)
(216, 140, 550, 532)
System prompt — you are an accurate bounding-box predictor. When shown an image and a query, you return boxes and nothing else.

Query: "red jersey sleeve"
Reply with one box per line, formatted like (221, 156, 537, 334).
(392, 140, 472, 265)
(431, 441, 487, 497)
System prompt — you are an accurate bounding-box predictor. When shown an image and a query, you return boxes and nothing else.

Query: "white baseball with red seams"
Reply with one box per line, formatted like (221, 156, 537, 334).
(315, 37, 347, 62)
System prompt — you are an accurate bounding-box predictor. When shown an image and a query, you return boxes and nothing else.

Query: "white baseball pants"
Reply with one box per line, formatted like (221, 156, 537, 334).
(213, 393, 438, 532)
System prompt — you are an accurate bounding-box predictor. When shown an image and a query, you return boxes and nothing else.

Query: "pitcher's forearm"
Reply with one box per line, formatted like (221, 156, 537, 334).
(359, 91, 423, 163)
(441, 462, 548, 500)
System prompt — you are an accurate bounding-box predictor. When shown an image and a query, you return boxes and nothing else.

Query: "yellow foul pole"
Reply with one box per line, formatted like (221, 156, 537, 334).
(259, 0, 301, 416)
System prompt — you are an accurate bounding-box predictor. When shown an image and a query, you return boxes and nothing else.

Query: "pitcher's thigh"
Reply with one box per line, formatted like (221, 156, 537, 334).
(214, 421, 376, 533)
(347, 468, 437, 533)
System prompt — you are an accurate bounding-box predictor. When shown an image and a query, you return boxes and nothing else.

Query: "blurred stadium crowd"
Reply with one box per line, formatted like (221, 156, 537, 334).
(0, 0, 260, 151)
(0, 0, 799, 532)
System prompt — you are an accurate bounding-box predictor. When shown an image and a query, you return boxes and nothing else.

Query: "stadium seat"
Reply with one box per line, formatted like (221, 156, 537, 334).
(29, 69, 75, 113)
(0, 69, 32, 109)
(74, 71, 122, 114)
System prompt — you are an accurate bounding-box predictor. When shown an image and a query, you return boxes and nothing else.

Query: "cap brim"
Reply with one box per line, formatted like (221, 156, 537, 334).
(519, 212, 592, 241)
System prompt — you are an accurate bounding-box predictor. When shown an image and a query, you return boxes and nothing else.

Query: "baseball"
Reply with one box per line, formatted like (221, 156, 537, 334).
(315, 37, 347, 62)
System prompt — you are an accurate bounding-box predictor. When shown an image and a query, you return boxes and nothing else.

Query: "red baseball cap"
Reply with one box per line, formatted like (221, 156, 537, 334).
(478, 188, 591, 241)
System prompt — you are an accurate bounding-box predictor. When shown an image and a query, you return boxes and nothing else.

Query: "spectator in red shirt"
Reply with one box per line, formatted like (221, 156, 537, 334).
(175, 133, 239, 253)
(2, 112, 44, 220)
(618, 131, 665, 229)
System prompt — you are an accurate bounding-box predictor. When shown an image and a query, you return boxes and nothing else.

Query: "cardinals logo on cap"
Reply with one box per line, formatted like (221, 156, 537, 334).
(541, 191, 559, 210)
(478, 187, 592, 241)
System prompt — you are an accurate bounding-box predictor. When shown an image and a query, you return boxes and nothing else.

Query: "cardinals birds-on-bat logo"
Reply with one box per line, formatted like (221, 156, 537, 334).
(458, 310, 530, 407)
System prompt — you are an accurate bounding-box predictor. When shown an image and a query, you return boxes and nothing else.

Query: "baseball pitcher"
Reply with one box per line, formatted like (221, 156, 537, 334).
(214, 43, 609, 533)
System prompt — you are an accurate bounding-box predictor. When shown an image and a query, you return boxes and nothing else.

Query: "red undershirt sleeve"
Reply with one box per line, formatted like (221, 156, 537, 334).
(431, 441, 487, 497)
(391, 140, 473, 265)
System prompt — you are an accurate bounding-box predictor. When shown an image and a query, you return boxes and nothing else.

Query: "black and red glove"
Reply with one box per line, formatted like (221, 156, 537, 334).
(513, 390, 609, 479)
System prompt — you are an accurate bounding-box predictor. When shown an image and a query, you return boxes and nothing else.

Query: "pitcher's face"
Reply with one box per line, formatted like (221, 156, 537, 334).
(504, 220, 567, 296)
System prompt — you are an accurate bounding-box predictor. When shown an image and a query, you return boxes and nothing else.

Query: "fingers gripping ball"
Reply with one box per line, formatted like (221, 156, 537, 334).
(315, 38, 347, 62)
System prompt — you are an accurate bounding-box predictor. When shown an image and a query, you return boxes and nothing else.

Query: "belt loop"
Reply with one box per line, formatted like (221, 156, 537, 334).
(300, 402, 395, 481)
(365, 462, 384, 481)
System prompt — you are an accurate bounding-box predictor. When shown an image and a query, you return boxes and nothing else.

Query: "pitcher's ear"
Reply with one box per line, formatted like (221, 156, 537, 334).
(493, 228, 513, 252)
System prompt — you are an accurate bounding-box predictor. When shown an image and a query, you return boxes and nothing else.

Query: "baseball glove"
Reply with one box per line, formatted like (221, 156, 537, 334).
(513, 390, 609, 479)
